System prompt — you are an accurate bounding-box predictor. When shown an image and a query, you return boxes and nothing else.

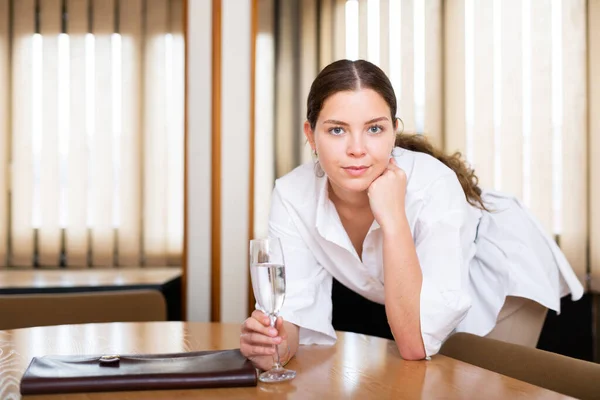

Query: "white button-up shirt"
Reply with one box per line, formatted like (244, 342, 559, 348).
(270, 147, 584, 357)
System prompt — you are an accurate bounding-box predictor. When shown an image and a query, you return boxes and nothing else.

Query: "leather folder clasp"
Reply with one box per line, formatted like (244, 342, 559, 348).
(99, 355, 120, 367)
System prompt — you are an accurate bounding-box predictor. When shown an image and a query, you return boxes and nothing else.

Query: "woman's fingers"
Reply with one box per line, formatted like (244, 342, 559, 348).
(252, 310, 271, 326)
(243, 331, 282, 346)
(242, 342, 276, 357)
(240, 311, 286, 362)
(243, 312, 279, 337)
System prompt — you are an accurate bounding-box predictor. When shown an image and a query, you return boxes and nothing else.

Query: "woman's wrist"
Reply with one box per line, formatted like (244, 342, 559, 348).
(380, 213, 410, 237)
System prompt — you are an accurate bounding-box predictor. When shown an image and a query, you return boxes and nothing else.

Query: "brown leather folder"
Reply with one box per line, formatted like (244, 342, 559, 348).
(20, 349, 258, 395)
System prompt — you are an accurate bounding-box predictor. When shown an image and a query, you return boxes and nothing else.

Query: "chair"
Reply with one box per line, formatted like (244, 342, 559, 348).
(0, 289, 167, 330)
(440, 332, 600, 400)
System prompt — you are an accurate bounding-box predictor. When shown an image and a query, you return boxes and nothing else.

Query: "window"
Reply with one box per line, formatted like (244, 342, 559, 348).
(0, 0, 184, 268)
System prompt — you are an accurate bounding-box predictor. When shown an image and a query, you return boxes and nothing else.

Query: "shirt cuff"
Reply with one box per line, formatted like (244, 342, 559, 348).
(419, 278, 471, 357)
(279, 309, 337, 346)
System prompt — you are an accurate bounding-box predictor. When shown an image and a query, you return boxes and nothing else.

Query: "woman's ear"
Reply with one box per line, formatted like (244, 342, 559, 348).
(395, 117, 404, 133)
(391, 118, 399, 147)
(303, 121, 316, 153)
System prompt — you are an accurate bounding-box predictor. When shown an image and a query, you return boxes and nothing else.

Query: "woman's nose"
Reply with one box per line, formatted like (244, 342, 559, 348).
(347, 134, 367, 157)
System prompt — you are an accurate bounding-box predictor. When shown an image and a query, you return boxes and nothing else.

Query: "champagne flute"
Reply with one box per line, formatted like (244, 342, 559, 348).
(249, 238, 297, 383)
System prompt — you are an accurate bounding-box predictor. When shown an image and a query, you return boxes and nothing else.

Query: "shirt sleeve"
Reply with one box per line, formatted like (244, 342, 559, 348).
(414, 174, 474, 357)
(266, 186, 337, 346)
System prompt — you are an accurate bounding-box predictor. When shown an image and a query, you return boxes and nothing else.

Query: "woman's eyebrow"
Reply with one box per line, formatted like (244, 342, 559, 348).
(322, 116, 389, 126)
(364, 116, 388, 124)
(323, 119, 349, 126)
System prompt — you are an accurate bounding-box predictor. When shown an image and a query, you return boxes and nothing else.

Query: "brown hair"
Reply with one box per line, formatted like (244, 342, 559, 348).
(306, 59, 488, 211)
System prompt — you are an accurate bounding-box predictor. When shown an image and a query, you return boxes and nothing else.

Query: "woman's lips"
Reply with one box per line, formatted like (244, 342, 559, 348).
(343, 166, 369, 176)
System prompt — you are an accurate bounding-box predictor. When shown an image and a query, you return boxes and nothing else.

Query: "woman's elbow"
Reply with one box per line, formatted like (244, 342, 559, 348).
(397, 344, 427, 361)
(389, 327, 427, 360)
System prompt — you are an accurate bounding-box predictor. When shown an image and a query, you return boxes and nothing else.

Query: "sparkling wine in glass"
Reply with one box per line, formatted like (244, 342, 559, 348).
(249, 238, 296, 383)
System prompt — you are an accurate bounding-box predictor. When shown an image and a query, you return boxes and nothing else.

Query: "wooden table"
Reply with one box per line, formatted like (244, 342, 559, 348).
(0, 268, 181, 295)
(0, 268, 182, 320)
(0, 322, 573, 399)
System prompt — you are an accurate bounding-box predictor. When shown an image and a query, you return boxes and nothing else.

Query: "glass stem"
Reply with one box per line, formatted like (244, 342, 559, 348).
(270, 315, 282, 369)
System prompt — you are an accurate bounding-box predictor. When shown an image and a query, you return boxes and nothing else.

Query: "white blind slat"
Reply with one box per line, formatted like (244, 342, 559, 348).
(423, 0, 442, 148)
(560, 0, 587, 279)
(528, 0, 553, 232)
(319, 0, 333, 69)
(400, 0, 415, 131)
(444, 0, 466, 154)
(66, 0, 88, 267)
(379, 0, 389, 74)
(11, 0, 36, 266)
(367, 0, 379, 65)
(388, 0, 400, 103)
(254, 0, 275, 239)
(333, 0, 345, 61)
(274, 0, 296, 178)
(92, 0, 115, 267)
(118, 0, 143, 266)
(144, 0, 169, 266)
(471, 0, 495, 188)
(299, 0, 318, 164)
(358, 0, 367, 60)
(591, 0, 600, 276)
(39, 0, 62, 266)
(500, 0, 523, 199)
(167, 0, 184, 265)
(0, 0, 9, 266)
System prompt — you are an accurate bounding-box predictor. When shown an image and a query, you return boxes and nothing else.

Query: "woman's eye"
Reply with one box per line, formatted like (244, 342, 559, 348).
(329, 127, 344, 135)
(368, 125, 383, 134)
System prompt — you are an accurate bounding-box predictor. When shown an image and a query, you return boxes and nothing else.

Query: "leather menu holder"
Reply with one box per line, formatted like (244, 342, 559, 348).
(20, 349, 258, 395)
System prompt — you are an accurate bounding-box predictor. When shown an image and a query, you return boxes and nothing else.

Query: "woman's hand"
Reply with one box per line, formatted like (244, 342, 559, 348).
(368, 157, 408, 233)
(240, 310, 288, 371)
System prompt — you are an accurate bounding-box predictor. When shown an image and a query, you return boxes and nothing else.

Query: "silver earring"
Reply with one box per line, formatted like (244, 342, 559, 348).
(314, 159, 324, 177)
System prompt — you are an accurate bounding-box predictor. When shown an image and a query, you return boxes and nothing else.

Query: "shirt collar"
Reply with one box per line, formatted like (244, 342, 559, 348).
(314, 173, 381, 251)
(315, 174, 340, 245)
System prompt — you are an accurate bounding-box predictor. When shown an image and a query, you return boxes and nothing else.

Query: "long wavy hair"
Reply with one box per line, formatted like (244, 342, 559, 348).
(306, 59, 488, 211)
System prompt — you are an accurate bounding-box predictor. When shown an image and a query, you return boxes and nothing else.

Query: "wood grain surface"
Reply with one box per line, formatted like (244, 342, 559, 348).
(0, 322, 573, 399)
(0, 268, 181, 291)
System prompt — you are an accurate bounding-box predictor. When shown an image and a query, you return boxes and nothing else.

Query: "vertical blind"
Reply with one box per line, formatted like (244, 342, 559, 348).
(445, 0, 587, 277)
(0, 0, 184, 268)
(262, 0, 593, 279)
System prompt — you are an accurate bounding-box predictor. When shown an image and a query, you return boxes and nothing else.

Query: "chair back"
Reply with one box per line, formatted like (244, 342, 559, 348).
(0, 289, 167, 330)
(440, 332, 600, 400)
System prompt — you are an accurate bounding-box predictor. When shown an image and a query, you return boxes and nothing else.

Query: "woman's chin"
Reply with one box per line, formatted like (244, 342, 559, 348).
(330, 176, 374, 194)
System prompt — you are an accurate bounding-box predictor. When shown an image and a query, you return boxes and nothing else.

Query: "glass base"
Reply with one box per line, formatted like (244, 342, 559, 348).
(258, 367, 296, 383)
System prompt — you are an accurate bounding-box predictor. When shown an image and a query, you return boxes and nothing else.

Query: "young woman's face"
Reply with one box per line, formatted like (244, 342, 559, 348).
(306, 88, 397, 194)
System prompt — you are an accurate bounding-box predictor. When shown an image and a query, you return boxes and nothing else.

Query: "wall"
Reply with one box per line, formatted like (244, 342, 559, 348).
(186, 0, 252, 323)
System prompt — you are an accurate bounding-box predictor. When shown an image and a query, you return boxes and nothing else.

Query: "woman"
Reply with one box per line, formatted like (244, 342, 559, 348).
(240, 59, 583, 370)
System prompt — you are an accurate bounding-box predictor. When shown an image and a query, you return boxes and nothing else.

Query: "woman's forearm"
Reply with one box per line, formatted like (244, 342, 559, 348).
(382, 216, 426, 360)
